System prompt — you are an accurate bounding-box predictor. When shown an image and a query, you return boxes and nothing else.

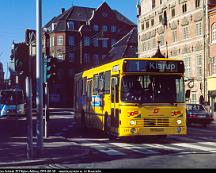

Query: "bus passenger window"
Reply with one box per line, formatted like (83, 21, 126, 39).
(104, 71, 111, 93)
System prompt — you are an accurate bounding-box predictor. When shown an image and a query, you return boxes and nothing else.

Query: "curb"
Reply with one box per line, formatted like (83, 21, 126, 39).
(0, 149, 89, 167)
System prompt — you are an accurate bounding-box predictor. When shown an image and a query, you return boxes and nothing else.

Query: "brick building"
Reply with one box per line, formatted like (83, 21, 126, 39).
(43, 2, 136, 107)
(137, 0, 216, 104)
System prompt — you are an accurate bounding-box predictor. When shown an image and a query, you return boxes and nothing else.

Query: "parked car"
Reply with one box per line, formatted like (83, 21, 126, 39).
(186, 104, 214, 127)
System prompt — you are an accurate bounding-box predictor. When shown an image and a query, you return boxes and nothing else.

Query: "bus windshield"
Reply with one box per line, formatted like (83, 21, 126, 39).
(0, 90, 24, 105)
(121, 75, 184, 103)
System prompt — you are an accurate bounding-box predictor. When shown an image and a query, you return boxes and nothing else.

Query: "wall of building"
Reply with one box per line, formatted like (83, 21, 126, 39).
(137, 0, 208, 104)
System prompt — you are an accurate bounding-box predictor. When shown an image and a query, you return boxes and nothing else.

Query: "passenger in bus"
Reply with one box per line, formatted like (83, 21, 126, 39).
(128, 80, 143, 101)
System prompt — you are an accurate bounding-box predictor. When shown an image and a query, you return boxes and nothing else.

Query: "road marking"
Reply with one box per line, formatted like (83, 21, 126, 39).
(142, 144, 183, 151)
(198, 141, 216, 147)
(172, 142, 216, 152)
(81, 142, 125, 156)
(110, 142, 159, 155)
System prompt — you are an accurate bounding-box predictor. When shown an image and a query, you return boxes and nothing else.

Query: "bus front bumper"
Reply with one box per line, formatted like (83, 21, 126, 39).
(117, 126, 187, 137)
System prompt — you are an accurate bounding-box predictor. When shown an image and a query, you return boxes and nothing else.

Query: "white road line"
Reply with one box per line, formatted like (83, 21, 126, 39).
(143, 144, 183, 151)
(198, 141, 216, 147)
(81, 142, 125, 156)
(172, 142, 216, 152)
(110, 142, 159, 155)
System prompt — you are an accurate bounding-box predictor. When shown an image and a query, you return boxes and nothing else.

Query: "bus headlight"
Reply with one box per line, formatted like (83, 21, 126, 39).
(130, 120, 136, 126)
(177, 119, 182, 125)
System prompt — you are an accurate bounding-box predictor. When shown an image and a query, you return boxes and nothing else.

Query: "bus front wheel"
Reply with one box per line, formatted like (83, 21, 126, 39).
(104, 114, 115, 139)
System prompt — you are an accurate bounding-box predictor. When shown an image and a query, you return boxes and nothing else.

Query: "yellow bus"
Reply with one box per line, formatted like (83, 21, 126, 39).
(74, 58, 187, 138)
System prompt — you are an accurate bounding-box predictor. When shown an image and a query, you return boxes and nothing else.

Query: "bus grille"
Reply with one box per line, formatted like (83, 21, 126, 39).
(144, 118, 169, 127)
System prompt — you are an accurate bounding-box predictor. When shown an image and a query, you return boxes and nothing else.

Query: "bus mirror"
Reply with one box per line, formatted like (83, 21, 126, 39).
(185, 89, 190, 99)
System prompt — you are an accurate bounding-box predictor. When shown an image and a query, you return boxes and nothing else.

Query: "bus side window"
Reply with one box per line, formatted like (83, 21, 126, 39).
(99, 72, 105, 93)
(104, 71, 111, 94)
(93, 74, 99, 95)
(87, 80, 92, 101)
(111, 77, 119, 103)
(82, 77, 87, 96)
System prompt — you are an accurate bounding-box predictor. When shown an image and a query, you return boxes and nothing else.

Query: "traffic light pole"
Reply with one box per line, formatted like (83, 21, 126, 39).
(36, 0, 43, 155)
(26, 76, 33, 159)
(44, 82, 49, 138)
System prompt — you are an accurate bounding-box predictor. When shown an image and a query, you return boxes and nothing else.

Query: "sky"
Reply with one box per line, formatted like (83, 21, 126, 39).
(0, 0, 137, 79)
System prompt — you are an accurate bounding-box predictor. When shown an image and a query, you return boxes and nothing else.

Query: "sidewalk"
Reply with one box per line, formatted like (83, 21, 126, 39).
(0, 136, 89, 168)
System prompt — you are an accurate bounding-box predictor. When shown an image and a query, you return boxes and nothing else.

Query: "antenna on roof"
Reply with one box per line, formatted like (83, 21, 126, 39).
(71, 0, 74, 7)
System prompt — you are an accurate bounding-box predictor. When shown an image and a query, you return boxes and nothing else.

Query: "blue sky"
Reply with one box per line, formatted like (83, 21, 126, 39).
(0, 0, 137, 78)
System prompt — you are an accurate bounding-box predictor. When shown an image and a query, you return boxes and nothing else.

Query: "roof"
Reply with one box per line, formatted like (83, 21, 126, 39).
(105, 27, 138, 61)
(44, 2, 135, 31)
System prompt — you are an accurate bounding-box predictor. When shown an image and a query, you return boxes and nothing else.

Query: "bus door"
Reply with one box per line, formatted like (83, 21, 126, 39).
(110, 77, 119, 131)
(86, 79, 92, 126)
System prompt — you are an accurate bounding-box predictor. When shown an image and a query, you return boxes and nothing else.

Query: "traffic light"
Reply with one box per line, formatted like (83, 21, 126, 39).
(12, 43, 30, 75)
(46, 56, 58, 83)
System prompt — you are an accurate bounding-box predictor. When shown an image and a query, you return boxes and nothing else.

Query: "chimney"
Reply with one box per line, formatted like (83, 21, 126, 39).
(61, 8, 65, 13)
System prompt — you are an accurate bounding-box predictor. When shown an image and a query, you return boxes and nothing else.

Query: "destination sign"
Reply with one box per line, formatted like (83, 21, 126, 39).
(123, 60, 184, 73)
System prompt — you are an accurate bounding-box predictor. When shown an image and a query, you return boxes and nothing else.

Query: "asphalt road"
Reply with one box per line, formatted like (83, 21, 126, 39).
(1, 109, 216, 169)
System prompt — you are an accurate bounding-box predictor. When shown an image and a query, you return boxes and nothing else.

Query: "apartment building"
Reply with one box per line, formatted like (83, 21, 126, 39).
(137, 0, 213, 104)
(208, 2, 216, 115)
(42, 2, 136, 106)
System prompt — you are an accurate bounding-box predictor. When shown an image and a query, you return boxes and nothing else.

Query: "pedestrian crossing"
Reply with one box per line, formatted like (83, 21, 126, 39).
(68, 135, 216, 157)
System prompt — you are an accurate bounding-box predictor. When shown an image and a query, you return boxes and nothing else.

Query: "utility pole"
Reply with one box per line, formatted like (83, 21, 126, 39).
(26, 75, 33, 159)
(36, 0, 43, 155)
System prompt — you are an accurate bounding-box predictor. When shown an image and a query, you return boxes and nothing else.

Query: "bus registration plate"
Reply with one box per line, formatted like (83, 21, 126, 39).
(150, 128, 164, 132)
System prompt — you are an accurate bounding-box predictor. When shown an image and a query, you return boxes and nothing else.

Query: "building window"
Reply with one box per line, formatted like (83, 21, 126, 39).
(159, 34, 164, 46)
(182, 4, 187, 13)
(152, 38, 156, 48)
(93, 38, 99, 47)
(196, 53, 202, 78)
(151, 19, 154, 26)
(57, 35, 64, 46)
(159, 15, 162, 23)
(213, 57, 216, 74)
(93, 25, 99, 31)
(102, 25, 108, 32)
(68, 52, 75, 62)
(84, 53, 90, 64)
(212, 23, 216, 43)
(191, 92, 197, 104)
(93, 54, 99, 65)
(184, 55, 191, 78)
(183, 26, 189, 40)
(102, 40, 108, 48)
(67, 21, 75, 30)
(83, 37, 90, 47)
(172, 30, 177, 43)
(141, 23, 144, 31)
(152, 0, 155, 9)
(195, 22, 202, 36)
(50, 36, 55, 47)
(171, 8, 175, 18)
(111, 25, 116, 32)
(146, 21, 149, 29)
(68, 36, 75, 46)
(195, 0, 200, 8)
(111, 39, 116, 46)
(160, 0, 162, 5)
